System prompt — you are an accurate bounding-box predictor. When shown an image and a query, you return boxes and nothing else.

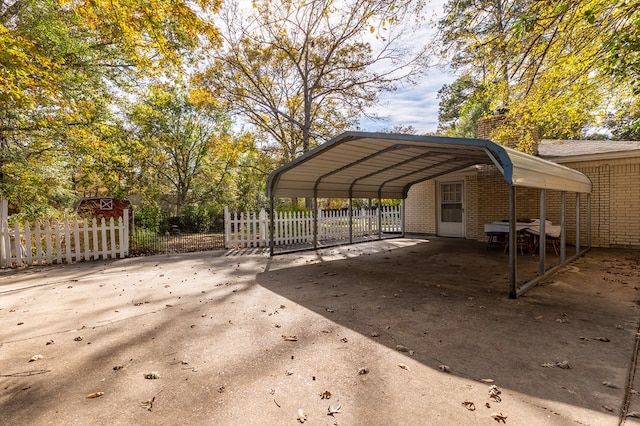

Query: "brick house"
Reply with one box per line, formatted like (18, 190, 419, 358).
(404, 139, 640, 248)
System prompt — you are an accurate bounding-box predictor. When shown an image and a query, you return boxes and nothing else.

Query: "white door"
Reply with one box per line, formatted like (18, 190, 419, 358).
(438, 181, 465, 237)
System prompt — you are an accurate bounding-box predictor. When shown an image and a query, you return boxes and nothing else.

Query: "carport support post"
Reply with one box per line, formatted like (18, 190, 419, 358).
(509, 185, 517, 299)
(560, 192, 566, 263)
(587, 193, 591, 248)
(401, 198, 405, 237)
(269, 196, 275, 255)
(539, 189, 546, 277)
(348, 196, 353, 244)
(368, 199, 372, 236)
(377, 192, 382, 240)
(313, 196, 319, 249)
(576, 193, 581, 255)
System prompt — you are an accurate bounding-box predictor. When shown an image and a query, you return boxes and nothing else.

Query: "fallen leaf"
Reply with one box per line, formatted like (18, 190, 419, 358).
(143, 371, 160, 379)
(492, 412, 507, 423)
(282, 335, 298, 342)
(140, 396, 155, 411)
(398, 364, 410, 371)
(297, 408, 307, 423)
(489, 385, 502, 403)
(327, 404, 341, 416)
(462, 401, 476, 411)
(29, 354, 43, 362)
(86, 392, 104, 399)
(602, 381, 620, 389)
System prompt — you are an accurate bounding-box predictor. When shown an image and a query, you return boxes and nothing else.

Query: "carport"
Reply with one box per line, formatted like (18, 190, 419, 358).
(267, 131, 592, 298)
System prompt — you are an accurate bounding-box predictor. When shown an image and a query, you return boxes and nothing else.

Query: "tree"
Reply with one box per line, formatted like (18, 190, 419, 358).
(0, 0, 221, 211)
(196, 0, 429, 162)
(128, 85, 244, 217)
(605, 1, 640, 94)
(435, 0, 627, 151)
(436, 75, 489, 137)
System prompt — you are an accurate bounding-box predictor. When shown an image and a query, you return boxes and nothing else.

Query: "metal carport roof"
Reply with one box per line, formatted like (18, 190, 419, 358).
(267, 132, 592, 198)
(266, 131, 592, 299)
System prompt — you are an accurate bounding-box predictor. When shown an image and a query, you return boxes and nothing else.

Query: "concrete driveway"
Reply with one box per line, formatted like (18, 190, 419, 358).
(1, 237, 639, 425)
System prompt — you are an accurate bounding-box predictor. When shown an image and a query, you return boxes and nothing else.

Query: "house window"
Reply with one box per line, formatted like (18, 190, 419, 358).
(100, 199, 113, 211)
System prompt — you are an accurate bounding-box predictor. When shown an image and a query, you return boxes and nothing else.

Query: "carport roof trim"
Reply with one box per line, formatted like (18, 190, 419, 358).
(267, 131, 592, 198)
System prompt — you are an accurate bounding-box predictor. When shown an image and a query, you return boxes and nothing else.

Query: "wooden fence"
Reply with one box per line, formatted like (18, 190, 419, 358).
(0, 200, 129, 268)
(224, 205, 402, 249)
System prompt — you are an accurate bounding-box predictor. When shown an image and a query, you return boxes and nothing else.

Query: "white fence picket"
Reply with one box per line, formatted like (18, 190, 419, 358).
(0, 209, 130, 268)
(224, 205, 402, 249)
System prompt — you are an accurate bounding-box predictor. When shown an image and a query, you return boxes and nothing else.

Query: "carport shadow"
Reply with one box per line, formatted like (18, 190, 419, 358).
(256, 238, 640, 421)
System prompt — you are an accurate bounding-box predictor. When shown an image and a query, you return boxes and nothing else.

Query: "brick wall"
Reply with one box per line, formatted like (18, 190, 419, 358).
(473, 166, 542, 241)
(465, 173, 479, 238)
(610, 162, 640, 247)
(405, 170, 478, 236)
(472, 158, 639, 248)
(405, 160, 640, 247)
(406, 111, 640, 247)
(477, 115, 507, 139)
(558, 158, 639, 248)
(405, 180, 436, 234)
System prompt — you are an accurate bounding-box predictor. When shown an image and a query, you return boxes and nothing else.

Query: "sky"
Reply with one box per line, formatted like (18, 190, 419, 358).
(361, 0, 456, 135)
(361, 70, 456, 134)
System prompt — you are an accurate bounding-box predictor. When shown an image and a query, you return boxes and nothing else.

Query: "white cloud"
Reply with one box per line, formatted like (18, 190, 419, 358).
(360, 0, 455, 134)
(363, 70, 456, 134)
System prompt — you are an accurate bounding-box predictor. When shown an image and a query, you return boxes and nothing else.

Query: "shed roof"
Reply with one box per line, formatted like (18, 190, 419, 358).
(267, 132, 592, 199)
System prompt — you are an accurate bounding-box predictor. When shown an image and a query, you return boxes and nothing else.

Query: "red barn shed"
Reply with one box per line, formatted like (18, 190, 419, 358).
(77, 198, 132, 221)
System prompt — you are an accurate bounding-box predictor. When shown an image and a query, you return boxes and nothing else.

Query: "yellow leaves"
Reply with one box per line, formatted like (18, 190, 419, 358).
(188, 88, 219, 109)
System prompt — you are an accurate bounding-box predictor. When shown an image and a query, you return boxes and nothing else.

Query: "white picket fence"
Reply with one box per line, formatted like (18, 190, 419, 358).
(224, 205, 402, 249)
(0, 200, 129, 268)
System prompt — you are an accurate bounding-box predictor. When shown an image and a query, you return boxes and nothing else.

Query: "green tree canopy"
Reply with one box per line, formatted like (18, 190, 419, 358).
(436, 0, 640, 150)
(0, 0, 221, 212)
(127, 85, 247, 217)
(196, 0, 430, 162)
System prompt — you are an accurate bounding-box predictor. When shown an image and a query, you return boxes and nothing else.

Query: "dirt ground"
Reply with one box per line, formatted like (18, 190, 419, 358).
(1, 237, 640, 425)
